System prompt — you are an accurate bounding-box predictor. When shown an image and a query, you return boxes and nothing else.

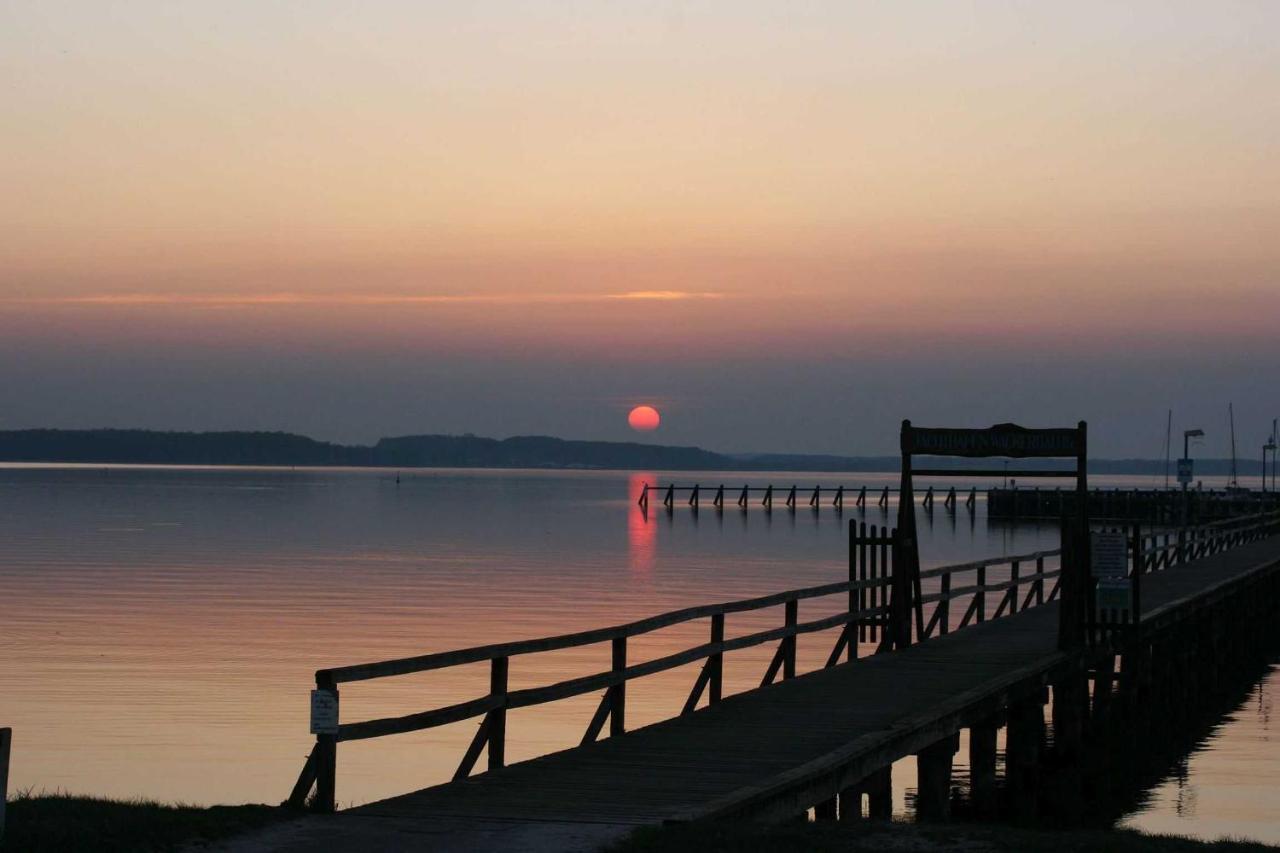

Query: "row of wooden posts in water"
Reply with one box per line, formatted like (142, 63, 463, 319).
(637, 482, 977, 513)
(638, 482, 1280, 523)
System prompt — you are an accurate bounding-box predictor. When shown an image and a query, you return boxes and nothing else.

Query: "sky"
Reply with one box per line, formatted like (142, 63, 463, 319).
(2, 1, 1278, 457)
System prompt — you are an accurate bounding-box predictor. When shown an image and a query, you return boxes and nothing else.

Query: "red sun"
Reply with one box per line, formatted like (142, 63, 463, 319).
(628, 405, 661, 432)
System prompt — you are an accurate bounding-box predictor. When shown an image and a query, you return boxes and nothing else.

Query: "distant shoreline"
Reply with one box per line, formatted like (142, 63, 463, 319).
(0, 428, 1259, 476)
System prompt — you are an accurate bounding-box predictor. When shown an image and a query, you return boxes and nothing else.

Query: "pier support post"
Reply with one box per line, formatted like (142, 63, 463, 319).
(1052, 672, 1087, 761)
(867, 765, 892, 819)
(969, 719, 998, 816)
(916, 734, 958, 821)
(837, 786, 862, 822)
(814, 797, 838, 821)
(840, 765, 891, 821)
(1091, 654, 1116, 733)
(1005, 695, 1044, 821)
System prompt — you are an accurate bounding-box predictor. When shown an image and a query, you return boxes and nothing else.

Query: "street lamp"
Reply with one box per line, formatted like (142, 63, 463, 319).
(1181, 428, 1204, 492)
(1265, 437, 1277, 494)
(1179, 429, 1204, 526)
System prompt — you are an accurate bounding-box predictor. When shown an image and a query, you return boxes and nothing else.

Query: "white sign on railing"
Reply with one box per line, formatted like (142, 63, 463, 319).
(1092, 530, 1132, 614)
(1091, 530, 1128, 579)
(310, 689, 339, 735)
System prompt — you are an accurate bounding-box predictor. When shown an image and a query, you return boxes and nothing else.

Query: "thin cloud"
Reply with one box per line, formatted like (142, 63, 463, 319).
(6, 291, 725, 306)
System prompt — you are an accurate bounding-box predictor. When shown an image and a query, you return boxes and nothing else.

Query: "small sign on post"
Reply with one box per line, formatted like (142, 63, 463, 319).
(310, 689, 339, 735)
(1091, 529, 1133, 628)
(1177, 458, 1193, 485)
(1091, 530, 1128, 579)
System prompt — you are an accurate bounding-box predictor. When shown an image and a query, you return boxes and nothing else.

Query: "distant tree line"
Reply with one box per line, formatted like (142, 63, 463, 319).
(0, 428, 1258, 475)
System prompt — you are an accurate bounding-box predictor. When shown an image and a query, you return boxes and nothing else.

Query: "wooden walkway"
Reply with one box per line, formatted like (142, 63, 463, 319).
(359, 535, 1279, 826)
(225, 533, 1280, 852)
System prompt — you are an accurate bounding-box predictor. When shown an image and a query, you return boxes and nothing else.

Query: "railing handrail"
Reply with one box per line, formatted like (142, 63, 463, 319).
(1141, 511, 1280, 558)
(917, 548, 1062, 581)
(322, 574, 892, 684)
(336, 603, 892, 742)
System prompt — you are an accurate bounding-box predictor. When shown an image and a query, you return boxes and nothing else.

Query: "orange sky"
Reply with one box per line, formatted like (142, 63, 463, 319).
(1, 2, 1277, 453)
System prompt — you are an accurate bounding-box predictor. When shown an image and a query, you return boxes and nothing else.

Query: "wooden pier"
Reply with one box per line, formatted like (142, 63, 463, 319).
(987, 486, 1280, 523)
(272, 510, 1280, 852)
(640, 481, 1280, 525)
(639, 482, 978, 513)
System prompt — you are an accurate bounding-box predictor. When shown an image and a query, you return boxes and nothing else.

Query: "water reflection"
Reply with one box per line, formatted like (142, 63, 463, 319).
(1119, 657, 1280, 844)
(628, 473, 655, 577)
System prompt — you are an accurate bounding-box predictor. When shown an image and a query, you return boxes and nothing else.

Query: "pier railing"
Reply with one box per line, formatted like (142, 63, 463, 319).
(290, 530, 899, 812)
(640, 482, 977, 512)
(1137, 510, 1280, 573)
(289, 509, 1280, 812)
(915, 549, 1063, 642)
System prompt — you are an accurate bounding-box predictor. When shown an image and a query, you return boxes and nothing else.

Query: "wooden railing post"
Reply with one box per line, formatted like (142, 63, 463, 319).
(611, 638, 627, 736)
(848, 520, 858, 661)
(888, 528, 911, 650)
(489, 657, 508, 770)
(783, 599, 798, 679)
(0, 727, 10, 840)
(976, 564, 987, 623)
(314, 672, 338, 813)
(940, 572, 951, 635)
(1035, 555, 1045, 606)
(1008, 560, 1020, 615)
(709, 614, 725, 704)
(1130, 523, 1142, 622)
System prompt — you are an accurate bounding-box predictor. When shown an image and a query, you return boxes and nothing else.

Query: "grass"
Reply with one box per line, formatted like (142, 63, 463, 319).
(0, 790, 291, 853)
(608, 821, 1280, 853)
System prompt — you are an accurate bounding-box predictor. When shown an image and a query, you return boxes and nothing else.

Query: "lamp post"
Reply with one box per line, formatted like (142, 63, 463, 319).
(1266, 439, 1277, 494)
(1181, 428, 1204, 525)
(1181, 429, 1204, 487)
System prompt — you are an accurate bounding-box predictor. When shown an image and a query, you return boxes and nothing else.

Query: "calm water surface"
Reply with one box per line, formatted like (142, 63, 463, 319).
(0, 466, 1274, 841)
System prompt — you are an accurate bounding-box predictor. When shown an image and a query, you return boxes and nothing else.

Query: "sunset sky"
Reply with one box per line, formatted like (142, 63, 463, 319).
(2, 2, 1277, 456)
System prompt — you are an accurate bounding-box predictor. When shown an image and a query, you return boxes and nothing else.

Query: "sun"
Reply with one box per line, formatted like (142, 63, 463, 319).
(628, 405, 661, 432)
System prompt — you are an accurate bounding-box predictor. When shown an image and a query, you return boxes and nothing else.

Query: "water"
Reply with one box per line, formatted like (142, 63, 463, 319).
(0, 465, 1273, 842)
(1118, 661, 1280, 844)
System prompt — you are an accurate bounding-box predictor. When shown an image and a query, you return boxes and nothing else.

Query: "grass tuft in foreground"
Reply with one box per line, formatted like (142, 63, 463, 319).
(0, 790, 290, 853)
(608, 820, 1280, 853)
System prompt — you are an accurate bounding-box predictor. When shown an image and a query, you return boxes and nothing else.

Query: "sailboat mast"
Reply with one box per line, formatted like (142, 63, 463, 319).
(1164, 409, 1172, 490)
(1228, 403, 1238, 488)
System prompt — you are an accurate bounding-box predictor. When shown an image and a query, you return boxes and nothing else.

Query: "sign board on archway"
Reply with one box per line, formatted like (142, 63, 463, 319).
(898, 421, 1091, 650)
